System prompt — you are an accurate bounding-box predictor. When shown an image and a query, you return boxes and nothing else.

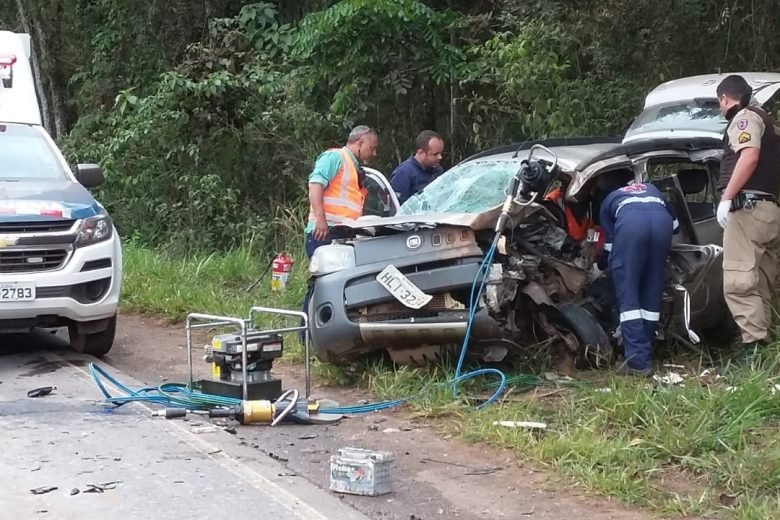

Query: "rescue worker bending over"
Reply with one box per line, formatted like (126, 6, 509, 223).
(714, 75, 780, 362)
(597, 174, 679, 377)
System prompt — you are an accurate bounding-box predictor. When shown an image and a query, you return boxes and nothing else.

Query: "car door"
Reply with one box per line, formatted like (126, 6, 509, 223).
(629, 144, 727, 333)
(362, 167, 400, 218)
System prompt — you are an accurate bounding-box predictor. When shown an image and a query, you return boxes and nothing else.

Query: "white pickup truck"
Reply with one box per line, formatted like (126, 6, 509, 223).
(0, 31, 122, 355)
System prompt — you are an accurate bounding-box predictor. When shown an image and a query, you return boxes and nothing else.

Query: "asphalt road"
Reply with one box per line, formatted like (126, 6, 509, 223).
(0, 319, 658, 520)
(0, 331, 370, 520)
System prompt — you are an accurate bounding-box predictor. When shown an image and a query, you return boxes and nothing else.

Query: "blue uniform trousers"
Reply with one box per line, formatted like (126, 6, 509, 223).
(609, 206, 673, 370)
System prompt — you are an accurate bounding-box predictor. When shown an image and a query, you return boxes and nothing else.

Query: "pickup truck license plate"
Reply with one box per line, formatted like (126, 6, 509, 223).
(376, 265, 432, 310)
(0, 281, 36, 302)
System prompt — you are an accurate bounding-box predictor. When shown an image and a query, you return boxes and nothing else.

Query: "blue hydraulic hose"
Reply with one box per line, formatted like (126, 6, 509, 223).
(89, 237, 509, 415)
(89, 362, 242, 409)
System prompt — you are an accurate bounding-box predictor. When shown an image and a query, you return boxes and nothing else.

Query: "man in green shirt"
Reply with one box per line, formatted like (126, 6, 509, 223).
(305, 125, 379, 254)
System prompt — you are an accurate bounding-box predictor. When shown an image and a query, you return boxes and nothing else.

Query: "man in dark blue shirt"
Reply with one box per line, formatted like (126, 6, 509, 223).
(390, 130, 445, 205)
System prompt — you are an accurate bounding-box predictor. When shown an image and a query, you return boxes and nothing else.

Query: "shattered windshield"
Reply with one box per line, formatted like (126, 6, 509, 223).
(397, 159, 519, 215)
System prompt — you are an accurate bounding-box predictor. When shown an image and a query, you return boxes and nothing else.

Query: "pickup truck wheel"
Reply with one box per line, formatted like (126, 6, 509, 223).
(556, 304, 614, 369)
(69, 315, 117, 357)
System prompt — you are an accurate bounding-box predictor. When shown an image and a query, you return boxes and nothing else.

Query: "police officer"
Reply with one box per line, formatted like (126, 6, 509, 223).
(715, 75, 780, 361)
(597, 173, 679, 377)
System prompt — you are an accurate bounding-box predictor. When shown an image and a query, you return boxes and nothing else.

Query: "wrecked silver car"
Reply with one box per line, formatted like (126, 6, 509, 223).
(307, 137, 730, 367)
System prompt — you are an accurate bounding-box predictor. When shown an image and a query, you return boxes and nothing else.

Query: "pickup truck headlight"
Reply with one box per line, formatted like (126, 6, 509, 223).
(75, 215, 113, 247)
(309, 244, 355, 276)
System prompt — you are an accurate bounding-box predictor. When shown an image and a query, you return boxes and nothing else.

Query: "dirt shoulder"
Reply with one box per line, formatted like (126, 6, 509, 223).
(105, 312, 661, 520)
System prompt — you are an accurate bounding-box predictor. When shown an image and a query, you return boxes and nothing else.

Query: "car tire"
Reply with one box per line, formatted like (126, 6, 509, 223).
(556, 303, 614, 369)
(69, 315, 117, 357)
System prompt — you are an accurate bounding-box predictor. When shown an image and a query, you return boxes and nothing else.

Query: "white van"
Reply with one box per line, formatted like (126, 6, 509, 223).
(0, 31, 122, 356)
(623, 72, 780, 143)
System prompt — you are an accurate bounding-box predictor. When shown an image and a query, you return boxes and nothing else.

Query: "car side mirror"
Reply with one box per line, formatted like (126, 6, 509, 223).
(75, 163, 105, 188)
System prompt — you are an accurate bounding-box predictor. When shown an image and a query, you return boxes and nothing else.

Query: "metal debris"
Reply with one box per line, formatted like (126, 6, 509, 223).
(83, 481, 121, 494)
(27, 386, 56, 398)
(30, 486, 58, 495)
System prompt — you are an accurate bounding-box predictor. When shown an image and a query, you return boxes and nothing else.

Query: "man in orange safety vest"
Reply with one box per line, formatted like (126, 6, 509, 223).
(301, 126, 379, 331)
(305, 125, 379, 255)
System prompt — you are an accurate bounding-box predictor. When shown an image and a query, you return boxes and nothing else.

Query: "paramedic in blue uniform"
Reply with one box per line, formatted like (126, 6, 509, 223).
(597, 175, 679, 377)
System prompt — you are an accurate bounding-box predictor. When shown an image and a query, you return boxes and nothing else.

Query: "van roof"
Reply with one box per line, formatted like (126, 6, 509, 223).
(644, 72, 780, 108)
(0, 31, 42, 126)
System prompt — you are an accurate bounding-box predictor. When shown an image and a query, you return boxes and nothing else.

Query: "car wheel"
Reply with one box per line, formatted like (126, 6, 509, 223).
(69, 315, 117, 357)
(556, 303, 614, 369)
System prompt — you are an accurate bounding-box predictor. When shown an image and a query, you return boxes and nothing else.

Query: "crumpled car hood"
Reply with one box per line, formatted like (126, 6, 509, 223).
(334, 203, 548, 233)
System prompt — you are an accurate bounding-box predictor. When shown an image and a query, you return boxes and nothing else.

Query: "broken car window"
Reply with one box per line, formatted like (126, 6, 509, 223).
(397, 159, 520, 215)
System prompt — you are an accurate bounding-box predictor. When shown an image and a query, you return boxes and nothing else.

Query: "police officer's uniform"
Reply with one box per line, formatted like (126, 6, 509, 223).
(599, 182, 678, 372)
(719, 104, 780, 346)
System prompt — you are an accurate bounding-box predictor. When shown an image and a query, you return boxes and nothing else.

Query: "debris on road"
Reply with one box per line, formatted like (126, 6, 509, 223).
(83, 481, 121, 494)
(298, 433, 318, 440)
(30, 486, 58, 495)
(27, 386, 56, 398)
(70, 488, 80, 496)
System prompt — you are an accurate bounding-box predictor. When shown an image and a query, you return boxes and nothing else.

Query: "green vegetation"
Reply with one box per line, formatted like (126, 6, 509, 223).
(6, 1, 780, 518)
(6, 0, 780, 253)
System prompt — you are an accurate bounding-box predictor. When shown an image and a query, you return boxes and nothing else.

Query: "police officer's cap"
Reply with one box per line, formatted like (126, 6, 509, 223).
(716, 75, 753, 105)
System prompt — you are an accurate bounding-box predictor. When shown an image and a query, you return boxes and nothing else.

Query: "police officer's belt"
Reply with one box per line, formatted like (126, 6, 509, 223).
(730, 191, 777, 212)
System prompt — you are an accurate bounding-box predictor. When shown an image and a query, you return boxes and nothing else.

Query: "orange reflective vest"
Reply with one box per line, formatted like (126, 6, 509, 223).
(545, 188, 590, 242)
(308, 147, 367, 225)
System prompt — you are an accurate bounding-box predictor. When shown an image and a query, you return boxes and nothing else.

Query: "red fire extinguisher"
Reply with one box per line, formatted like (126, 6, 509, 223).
(271, 252, 294, 292)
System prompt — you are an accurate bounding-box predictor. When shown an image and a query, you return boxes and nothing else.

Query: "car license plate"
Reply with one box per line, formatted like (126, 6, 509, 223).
(0, 281, 35, 302)
(376, 265, 432, 310)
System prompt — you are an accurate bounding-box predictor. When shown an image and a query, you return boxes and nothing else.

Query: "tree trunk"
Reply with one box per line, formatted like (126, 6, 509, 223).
(14, 0, 69, 139)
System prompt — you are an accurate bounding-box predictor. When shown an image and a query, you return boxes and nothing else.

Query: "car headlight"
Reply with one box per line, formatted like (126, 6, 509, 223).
(75, 215, 113, 247)
(309, 244, 355, 276)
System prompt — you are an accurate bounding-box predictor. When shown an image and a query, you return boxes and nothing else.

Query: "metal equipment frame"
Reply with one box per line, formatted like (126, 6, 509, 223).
(185, 307, 311, 401)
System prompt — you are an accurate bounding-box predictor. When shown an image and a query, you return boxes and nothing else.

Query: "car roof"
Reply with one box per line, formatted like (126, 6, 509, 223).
(461, 137, 623, 173)
(643, 72, 780, 108)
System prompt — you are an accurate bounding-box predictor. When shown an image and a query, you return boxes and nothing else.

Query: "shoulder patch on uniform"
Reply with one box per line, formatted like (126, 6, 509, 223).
(737, 119, 749, 130)
(738, 131, 752, 144)
(619, 183, 646, 193)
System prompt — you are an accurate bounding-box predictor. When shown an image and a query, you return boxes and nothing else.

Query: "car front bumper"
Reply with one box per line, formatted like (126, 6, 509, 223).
(0, 233, 122, 329)
(309, 257, 501, 362)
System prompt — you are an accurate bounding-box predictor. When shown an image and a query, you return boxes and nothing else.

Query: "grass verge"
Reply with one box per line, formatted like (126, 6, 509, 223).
(121, 240, 310, 362)
(122, 241, 780, 518)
